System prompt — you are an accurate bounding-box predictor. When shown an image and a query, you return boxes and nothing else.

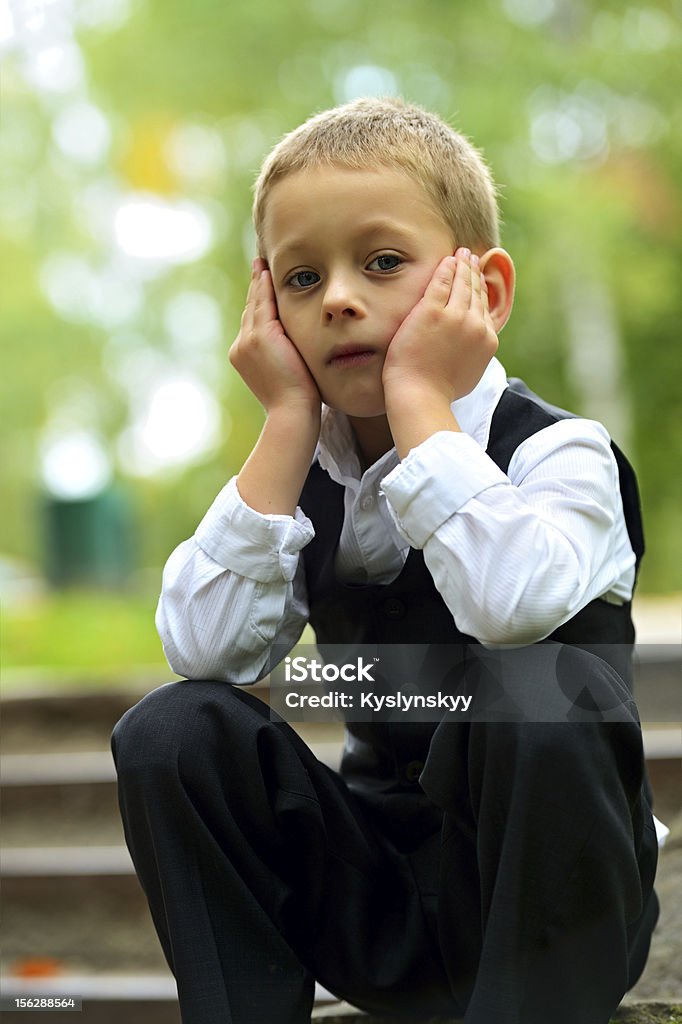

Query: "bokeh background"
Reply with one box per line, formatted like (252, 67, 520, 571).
(2, 0, 681, 687)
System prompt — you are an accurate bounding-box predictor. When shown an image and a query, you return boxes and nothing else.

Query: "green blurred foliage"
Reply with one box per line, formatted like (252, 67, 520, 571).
(1, 0, 681, 594)
(2, 589, 168, 683)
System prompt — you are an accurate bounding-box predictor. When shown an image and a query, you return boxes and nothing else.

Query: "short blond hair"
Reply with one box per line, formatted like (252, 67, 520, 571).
(253, 97, 500, 256)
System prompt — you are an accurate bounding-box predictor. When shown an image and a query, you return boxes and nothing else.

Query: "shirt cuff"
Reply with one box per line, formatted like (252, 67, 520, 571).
(195, 477, 315, 584)
(381, 431, 509, 548)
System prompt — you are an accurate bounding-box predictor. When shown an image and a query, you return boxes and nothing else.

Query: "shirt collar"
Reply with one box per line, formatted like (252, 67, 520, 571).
(318, 404, 358, 478)
(452, 355, 508, 448)
(316, 356, 509, 485)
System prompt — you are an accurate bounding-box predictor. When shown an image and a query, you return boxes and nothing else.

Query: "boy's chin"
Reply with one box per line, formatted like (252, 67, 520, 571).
(327, 399, 387, 420)
(318, 382, 386, 421)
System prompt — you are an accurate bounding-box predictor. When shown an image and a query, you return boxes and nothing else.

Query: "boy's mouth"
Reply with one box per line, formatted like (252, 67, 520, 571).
(327, 344, 378, 368)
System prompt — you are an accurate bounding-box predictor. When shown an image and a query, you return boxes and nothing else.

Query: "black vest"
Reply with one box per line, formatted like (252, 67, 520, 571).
(299, 379, 644, 789)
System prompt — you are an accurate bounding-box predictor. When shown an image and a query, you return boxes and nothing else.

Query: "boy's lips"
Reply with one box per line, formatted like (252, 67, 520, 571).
(326, 343, 378, 368)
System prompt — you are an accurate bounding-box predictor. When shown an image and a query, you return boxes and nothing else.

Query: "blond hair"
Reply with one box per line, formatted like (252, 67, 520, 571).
(253, 97, 500, 255)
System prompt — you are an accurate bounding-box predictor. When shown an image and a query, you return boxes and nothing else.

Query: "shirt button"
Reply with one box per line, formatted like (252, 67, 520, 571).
(383, 598, 406, 619)
(405, 760, 424, 784)
(360, 495, 374, 510)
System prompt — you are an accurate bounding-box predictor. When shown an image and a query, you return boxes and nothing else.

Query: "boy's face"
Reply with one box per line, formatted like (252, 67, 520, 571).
(263, 165, 456, 420)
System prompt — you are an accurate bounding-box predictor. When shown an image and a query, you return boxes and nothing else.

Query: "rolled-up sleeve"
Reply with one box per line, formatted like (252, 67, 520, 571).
(381, 431, 508, 548)
(156, 477, 314, 683)
(381, 423, 635, 646)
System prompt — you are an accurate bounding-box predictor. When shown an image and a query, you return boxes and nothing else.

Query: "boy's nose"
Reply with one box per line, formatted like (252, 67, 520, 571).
(325, 303, 356, 321)
(321, 277, 364, 321)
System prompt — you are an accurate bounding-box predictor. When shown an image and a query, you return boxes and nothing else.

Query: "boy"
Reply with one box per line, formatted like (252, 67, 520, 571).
(112, 98, 660, 1024)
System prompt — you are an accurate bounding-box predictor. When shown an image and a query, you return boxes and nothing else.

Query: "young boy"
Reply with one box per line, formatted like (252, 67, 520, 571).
(112, 98, 660, 1024)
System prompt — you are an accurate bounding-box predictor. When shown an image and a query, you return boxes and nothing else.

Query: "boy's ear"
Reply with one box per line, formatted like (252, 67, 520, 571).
(478, 247, 515, 333)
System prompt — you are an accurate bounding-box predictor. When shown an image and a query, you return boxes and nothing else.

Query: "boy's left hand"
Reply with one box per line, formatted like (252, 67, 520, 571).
(382, 248, 498, 411)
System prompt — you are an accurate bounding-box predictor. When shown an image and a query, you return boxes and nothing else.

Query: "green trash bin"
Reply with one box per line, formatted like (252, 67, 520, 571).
(42, 486, 134, 588)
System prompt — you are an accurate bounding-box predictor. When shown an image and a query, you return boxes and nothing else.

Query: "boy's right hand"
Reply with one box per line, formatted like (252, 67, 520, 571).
(229, 258, 322, 420)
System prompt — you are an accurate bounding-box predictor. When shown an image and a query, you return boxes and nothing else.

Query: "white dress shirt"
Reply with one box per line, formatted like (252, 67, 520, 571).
(156, 358, 636, 684)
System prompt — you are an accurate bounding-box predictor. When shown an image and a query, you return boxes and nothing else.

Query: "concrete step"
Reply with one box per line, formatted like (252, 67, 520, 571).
(311, 1007, 681, 1023)
(632, 645, 682, 723)
(0, 974, 675, 1024)
(1, 977, 676, 1024)
(642, 728, 682, 823)
(1, 729, 677, 847)
(0, 741, 343, 848)
(2, 729, 677, 785)
(312, 1008, 682, 1023)
(0, 853, 168, 974)
(1, 641, 679, 752)
(0, 683, 338, 754)
(0, 974, 341, 1023)
(0, 680, 679, 1004)
(0, 754, 123, 848)
(2, 817, 680, 988)
(2, 841, 680, 1012)
(0, 689, 151, 755)
(0, 975, 181, 1024)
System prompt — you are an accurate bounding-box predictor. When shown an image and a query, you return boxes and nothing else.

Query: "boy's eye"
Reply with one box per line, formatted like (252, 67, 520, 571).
(287, 270, 320, 289)
(367, 253, 402, 272)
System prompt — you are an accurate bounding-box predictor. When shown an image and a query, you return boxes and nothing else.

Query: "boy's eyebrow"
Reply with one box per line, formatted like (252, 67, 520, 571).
(270, 219, 419, 263)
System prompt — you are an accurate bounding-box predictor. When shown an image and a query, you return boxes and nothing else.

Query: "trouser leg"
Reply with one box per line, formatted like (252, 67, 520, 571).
(111, 679, 453, 1024)
(420, 642, 659, 1024)
(111, 681, 318, 1023)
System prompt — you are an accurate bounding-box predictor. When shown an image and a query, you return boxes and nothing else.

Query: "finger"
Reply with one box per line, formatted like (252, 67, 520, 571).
(253, 268, 278, 328)
(240, 259, 263, 332)
(469, 253, 485, 316)
(447, 247, 472, 308)
(481, 270, 491, 311)
(478, 269, 495, 327)
(423, 255, 457, 306)
(247, 258, 264, 295)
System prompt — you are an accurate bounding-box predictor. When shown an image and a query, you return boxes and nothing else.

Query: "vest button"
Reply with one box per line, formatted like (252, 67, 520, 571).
(404, 760, 424, 784)
(383, 598, 406, 619)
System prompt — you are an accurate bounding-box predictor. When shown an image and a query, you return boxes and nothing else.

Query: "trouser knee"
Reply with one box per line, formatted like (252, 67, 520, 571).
(470, 641, 637, 725)
(422, 643, 644, 814)
(111, 679, 260, 782)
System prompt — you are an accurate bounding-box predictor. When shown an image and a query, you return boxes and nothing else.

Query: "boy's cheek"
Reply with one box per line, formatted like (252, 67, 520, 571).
(390, 298, 421, 335)
(285, 327, 318, 374)
(276, 302, 297, 339)
(395, 264, 440, 320)
(271, 285, 286, 319)
(276, 299, 307, 345)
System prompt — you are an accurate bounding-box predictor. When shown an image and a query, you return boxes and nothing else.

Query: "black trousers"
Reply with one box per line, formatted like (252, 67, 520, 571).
(112, 645, 660, 1024)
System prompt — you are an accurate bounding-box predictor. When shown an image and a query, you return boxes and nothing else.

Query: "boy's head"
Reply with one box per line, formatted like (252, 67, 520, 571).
(250, 97, 514, 427)
(253, 96, 500, 257)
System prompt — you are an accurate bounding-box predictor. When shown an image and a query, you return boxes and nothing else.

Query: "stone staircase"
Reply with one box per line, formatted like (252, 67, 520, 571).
(1, 650, 680, 1024)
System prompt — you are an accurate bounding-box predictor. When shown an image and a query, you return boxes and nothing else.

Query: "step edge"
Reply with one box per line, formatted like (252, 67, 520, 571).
(0, 975, 338, 1005)
(1, 845, 133, 877)
(1, 731, 679, 787)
